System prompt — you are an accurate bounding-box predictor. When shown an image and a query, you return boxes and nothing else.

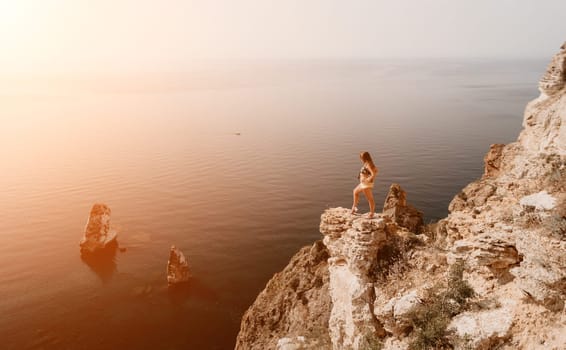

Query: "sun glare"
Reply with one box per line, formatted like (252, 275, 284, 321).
(0, 1, 59, 73)
(0, 1, 34, 31)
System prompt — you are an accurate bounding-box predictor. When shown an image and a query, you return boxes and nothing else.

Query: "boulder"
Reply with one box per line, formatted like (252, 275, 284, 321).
(79, 203, 118, 255)
(167, 245, 191, 285)
(382, 183, 424, 233)
(447, 232, 521, 274)
(448, 300, 515, 348)
(483, 144, 505, 178)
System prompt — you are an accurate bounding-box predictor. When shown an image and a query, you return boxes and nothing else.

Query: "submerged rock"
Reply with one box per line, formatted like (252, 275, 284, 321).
(167, 245, 191, 285)
(79, 203, 118, 255)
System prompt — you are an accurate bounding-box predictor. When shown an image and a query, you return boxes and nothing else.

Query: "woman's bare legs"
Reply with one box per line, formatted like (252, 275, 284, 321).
(351, 184, 363, 214)
(362, 187, 375, 218)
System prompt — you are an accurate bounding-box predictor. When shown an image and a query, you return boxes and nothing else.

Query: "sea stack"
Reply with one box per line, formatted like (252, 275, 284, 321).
(167, 245, 191, 285)
(79, 203, 118, 255)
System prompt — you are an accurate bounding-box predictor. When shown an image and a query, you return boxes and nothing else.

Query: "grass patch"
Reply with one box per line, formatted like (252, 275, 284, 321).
(406, 261, 474, 350)
(359, 332, 384, 350)
(371, 233, 415, 283)
(545, 213, 566, 239)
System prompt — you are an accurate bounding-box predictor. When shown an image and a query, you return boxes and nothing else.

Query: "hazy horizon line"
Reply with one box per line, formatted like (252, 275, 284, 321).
(0, 55, 551, 77)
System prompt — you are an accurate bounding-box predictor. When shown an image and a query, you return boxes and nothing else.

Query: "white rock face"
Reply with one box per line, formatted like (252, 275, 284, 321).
(520, 43, 566, 154)
(449, 299, 515, 347)
(235, 43, 566, 350)
(79, 203, 118, 254)
(382, 338, 409, 350)
(374, 289, 422, 336)
(167, 245, 191, 285)
(320, 207, 388, 350)
(277, 336, 307, 350)
(511, 228, 566, 310)
(538, 42, 566, 99)
(519, 191, 556, 211)
(392, 290, 421, 318)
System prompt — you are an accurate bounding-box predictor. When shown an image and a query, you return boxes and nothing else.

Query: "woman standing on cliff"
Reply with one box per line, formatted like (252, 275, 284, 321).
(352, 151, 378, 218)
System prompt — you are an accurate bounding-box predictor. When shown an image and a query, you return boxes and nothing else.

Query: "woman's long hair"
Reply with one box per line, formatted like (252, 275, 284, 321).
(360, 151, 376, 169)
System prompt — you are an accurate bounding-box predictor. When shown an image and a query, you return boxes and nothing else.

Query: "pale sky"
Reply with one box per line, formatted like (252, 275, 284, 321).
(0, 0, 565, 73)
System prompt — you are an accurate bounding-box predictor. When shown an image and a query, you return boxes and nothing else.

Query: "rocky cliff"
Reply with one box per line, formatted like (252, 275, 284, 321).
(235, 43, 565, 350)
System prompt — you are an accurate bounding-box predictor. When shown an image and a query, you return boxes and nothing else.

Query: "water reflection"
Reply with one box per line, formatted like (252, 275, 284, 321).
(167, 277, 218, 305)
(80, 244, 118, 283)
(0, 60, 545, 349)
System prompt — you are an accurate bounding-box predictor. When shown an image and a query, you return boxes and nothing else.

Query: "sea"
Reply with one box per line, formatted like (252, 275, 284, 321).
(0, 58, 546, 349)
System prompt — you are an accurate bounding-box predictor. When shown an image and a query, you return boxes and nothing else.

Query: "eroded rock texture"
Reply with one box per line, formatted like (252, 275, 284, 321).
(236, 42, 566, 350)
(320, 208, 389, 349)
(539, 42, 566, 98)
(382, 183, 424, 233)
(79, 203, 118, 255)
(436, 41, 566, 348)
(442, 41, 566, 310)
(235, 241, 332, 350)
(167, 245, 191, 285)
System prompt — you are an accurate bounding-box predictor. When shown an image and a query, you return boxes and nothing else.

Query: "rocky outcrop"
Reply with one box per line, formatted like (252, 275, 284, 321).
(449, 298, 515, 348)
(436, 42, 566, 347)
(442, 42, 566, 306)
(235, 241, 332, 350)
(373, 289, 423, 337)
(382, 183, 424, 233)
(447, 232, 521, 274)
(483, 143, 505, 178)
(79, 203, 118, 254)
(235, 209, 399, 350)
(167, 245, 191, 285)
(320, 208, 389, 349)
(521, 43, 566, 154)
(236, 42, 566, 350)
(538, 42, 566, 98)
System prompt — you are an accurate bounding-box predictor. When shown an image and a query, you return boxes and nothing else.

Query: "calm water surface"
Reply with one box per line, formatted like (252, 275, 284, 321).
(0, 59, 545, 349)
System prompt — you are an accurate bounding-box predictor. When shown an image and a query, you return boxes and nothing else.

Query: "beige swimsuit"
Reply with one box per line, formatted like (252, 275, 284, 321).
(359, 162, 374, 189)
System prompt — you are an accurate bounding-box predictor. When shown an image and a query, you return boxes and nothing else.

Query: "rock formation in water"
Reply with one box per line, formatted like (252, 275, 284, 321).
(236, 42, 566, 350)
(79, 203, 118, 255)
(167, 245, 191, 285)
